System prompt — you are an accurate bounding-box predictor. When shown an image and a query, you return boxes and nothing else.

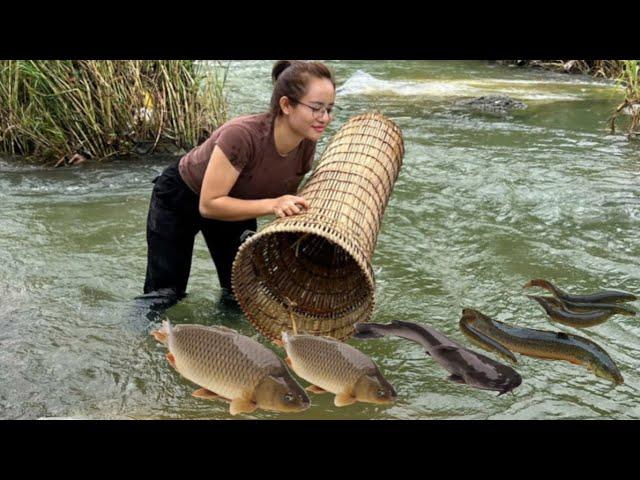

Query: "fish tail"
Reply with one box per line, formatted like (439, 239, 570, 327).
(352, 323, 385, 339)
(163, 319, 175, 352)
(281, 330, 292, 349)
(151, 320, 171, 345)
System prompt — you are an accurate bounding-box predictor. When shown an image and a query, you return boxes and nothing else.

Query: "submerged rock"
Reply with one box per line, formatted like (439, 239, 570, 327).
(455, 95, 527, 115)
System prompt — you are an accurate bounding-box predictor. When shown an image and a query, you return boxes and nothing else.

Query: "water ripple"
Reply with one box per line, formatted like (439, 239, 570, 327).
(1, 61, 638, 419)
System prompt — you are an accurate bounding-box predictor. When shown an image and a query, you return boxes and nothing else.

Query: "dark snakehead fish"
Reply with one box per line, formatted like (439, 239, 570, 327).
(459, 309, 624, 385)
(353, 320, 522, 396)
(524, 279, 637, 304)
(526, 295, 619, 328)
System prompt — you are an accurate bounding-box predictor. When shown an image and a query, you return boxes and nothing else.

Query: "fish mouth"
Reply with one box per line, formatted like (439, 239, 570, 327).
(376, 392, 398, 405)
(298, 392, 312, 410)
(270, 394, 311, 412)
(595, 370, 624, 385)
(498, 382, 520, 396)
(605, 371, 625, 385)
(508, 374, 523, 390)
(291, 398, 311, 412)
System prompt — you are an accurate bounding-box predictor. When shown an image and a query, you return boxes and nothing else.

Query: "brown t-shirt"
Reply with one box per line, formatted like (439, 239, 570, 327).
(178, 112, 316, 199)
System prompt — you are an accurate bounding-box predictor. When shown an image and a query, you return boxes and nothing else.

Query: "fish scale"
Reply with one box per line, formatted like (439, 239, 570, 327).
(460, 309, 624, 384)
(285, 334, 377, 392)
(169, 324, 284, 400)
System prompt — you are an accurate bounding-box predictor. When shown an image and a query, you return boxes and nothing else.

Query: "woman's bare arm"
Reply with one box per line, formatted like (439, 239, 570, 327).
(198, 145, 309, 221)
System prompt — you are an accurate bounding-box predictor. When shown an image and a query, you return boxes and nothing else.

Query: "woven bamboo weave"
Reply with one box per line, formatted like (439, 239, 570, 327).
(231, 112, 404, 342)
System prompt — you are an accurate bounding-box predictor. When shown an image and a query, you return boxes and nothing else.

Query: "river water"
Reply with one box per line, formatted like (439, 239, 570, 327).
(1, 60, 639, 420)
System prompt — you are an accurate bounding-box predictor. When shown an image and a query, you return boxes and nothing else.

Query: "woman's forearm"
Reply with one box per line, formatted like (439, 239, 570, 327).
(199, 196, 275, 222)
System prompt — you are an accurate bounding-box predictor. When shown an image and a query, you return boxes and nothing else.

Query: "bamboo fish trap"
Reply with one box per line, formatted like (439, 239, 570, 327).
(231, 112, 404, 342)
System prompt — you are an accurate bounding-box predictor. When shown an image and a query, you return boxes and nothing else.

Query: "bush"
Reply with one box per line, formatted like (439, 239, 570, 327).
(0, 60, 228, 163)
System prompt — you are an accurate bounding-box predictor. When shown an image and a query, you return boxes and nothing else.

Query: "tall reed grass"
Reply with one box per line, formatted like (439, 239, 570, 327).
(501, 60, 624, 78)
(609, 60, 639, 138)
(0, 61, 228, 164)
(500, 60, 640, 139)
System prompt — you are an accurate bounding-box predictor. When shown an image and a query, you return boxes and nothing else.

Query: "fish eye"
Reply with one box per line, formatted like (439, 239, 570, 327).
(376, 389, 386, 397)
(284, 393, 294, 402)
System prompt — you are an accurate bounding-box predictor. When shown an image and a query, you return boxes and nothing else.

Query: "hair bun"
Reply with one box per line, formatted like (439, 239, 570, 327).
(272, 60, 295, 82)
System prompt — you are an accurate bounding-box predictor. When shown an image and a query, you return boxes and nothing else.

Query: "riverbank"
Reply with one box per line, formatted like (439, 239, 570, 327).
(499, 60, 624, 78)
(0, 61, 228, 165)
(500, 60, 639, 137)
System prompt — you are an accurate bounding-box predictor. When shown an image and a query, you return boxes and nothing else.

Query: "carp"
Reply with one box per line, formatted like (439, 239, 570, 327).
(151, 320, 310, 415)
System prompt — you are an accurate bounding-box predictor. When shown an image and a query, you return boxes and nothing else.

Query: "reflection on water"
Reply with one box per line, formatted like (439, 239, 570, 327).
(1, 61, 639, 419)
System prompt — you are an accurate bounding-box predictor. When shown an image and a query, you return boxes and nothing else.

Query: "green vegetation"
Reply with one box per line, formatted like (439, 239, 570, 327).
(0, 61, 228, 164)
(609, 60, 639, 138)
(503, 60, 639, 139)
(501, 60, 624, 78)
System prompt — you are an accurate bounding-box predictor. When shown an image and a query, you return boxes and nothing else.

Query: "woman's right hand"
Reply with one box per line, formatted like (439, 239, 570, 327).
(272, 195, 310, 218)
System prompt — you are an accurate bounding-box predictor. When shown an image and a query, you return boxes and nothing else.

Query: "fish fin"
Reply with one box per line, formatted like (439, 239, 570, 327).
(556, 332, 570, 340)
(434, 345, 458, 353)
(151, 329, 168, 344)
(285, 357, 293, 367)
(166, 352, 177, 369)
(334, 393, 358, 407)
(273, 339, 284, 347)
(306, 385, 328, 394)
(211, 325, 237, 333)
(447, 374, 466, 384)
(192, 388, 221, 401)
(229, 398, 257, 416)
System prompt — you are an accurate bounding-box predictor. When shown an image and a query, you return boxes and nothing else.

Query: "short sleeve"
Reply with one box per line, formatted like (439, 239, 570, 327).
(301, 141, 317, 174)
(214, 124, 253, 172)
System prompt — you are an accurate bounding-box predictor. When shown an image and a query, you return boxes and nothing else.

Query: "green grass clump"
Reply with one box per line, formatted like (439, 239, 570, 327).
(0, 60, 228, 164)
(609, 60, 639, 139)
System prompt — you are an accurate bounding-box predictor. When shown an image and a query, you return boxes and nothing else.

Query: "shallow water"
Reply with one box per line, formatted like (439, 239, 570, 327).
(1, 60, 639, 420)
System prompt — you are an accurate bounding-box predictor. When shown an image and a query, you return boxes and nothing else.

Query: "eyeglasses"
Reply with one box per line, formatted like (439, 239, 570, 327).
(294, 100, 340, 120)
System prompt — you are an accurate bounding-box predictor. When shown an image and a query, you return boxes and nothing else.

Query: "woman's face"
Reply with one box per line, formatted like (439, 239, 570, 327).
(282, 77, 336, 141)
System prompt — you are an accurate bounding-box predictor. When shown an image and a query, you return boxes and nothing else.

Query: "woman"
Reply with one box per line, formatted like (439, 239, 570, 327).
(140, 60, 337, 308)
